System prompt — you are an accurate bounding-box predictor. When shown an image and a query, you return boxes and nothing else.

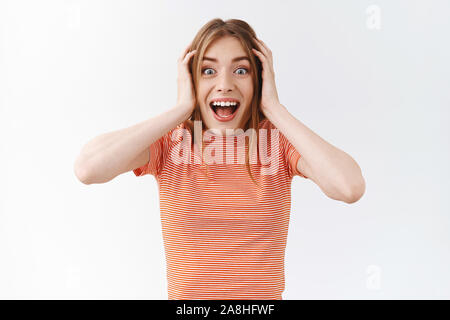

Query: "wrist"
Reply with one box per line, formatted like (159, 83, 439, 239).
(263, 102, 285, 120)
(175, 103, 194, 121)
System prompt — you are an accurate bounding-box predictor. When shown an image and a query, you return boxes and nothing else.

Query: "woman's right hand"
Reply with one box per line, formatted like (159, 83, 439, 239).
(176, 41, 197, 115)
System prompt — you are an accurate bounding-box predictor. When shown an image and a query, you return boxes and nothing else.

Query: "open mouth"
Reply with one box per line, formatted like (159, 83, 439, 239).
(209, 101, 240, 121)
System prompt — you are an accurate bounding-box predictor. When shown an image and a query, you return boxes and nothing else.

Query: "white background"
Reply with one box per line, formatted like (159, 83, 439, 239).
(1, 0, 449, 299)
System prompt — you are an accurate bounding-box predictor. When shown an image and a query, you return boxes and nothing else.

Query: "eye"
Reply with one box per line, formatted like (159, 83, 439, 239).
(236, 67, 249, 75)
(202, 68, 214, 75)
(201, 67, 250, 76)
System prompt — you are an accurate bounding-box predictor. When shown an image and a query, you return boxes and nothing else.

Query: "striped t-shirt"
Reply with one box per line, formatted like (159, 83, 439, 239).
(133, 118, 307, 300)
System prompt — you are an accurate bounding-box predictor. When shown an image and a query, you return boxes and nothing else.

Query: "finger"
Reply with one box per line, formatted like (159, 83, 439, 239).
(259, 39, 272, 54)
(253, 38, 268, 55)
(180, 41, 193, 60)
(253, 38, 263, 53)
(254, 38, 272, 61)
(255, 38, 273, 70)
(252, 48, 265, 61)
(252, 48, 267, 68)
(252, 48, 275, 76)
(182, 49, 197, 64)
(185, 41, 193, 54)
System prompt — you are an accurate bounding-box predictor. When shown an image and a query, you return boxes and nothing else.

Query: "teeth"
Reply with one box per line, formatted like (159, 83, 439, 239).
(212, 101, 238, 107)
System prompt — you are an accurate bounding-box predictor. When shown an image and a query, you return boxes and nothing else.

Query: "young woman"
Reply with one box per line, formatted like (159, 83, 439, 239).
(74, 18, 365, 300)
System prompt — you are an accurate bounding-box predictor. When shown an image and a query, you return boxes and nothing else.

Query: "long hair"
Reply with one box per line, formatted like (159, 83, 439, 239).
(184, 18, 265, 187)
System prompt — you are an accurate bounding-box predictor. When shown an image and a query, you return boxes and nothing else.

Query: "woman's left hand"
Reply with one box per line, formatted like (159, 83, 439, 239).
(252, 38, 281, 116)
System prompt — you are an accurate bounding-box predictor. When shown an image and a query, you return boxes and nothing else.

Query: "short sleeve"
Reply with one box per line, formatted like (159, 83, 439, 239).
(133, 125, 181, 177)
(259, 119, 307, 179)
(282, 135, 308, 179)
(273, 122, 308, 179)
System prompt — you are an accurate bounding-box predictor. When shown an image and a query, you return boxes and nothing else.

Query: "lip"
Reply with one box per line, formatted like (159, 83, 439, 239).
(209, 99, 240, 122)
(210, 97, 241, 103)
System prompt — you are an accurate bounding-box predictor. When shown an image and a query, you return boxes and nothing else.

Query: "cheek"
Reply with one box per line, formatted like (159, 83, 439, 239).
(196, 88, 207, 105)
(197, 81, 209, 93)
(241, 102, 252, 112)
(241, 77, 253, 92)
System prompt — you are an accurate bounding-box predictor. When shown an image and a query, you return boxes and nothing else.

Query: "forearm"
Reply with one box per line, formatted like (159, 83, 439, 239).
(265, 103, 365, 202)
(74, 104, 191, 182)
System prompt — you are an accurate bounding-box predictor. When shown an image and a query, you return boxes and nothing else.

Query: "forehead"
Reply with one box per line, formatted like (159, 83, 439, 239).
(202, 36, 249, 63)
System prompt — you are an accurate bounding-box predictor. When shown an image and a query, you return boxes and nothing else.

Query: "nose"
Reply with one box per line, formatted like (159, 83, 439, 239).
(216, 69, 234, 92)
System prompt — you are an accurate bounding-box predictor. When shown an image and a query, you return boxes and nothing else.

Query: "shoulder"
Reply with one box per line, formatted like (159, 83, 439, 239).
(158, 121, 189, 147)
(258, 118, 280, 133)
(170, 121, 189, 135)
(257, 118, 289, 148)
(258, 118, 275, 129)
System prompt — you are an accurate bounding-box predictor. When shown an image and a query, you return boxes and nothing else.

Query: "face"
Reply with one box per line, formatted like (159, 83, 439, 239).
(197, 36, 254, 135)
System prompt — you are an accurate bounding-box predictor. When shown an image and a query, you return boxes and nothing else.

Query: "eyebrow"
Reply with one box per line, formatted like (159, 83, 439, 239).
(202, 56, 250, 63)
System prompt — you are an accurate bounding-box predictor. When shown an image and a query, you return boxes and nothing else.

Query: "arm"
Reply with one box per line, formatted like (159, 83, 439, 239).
(73, 104, 191, 184)
(266, 103, 366, 204)
(251, 37, 365, 204)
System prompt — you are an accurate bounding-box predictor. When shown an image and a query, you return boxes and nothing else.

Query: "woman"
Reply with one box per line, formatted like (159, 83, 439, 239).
(74, 18, 365, 300)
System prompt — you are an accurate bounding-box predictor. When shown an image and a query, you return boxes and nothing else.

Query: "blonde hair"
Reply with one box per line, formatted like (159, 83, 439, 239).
(184, 18, 265, 187)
